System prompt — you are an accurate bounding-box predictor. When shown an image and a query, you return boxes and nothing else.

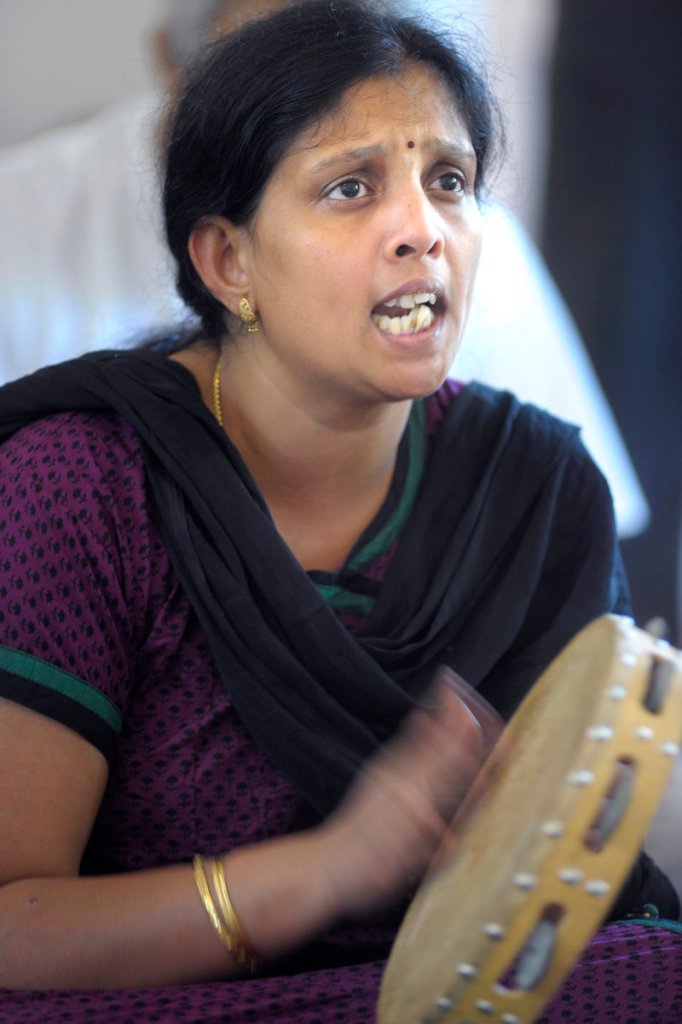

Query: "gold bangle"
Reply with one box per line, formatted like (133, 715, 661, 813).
(192, 854, 238, 960)
(211, 856, 260, 973)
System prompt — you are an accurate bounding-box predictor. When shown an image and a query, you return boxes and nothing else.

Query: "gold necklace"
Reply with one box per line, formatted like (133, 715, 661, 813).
(212, 354, 224, 427)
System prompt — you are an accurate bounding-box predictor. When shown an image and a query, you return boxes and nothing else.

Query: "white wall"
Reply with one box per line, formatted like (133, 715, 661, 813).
(0, 0, 166, 149)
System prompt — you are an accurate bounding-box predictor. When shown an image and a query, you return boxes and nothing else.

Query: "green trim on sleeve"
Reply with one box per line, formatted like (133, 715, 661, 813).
(0, 644, 123, 734)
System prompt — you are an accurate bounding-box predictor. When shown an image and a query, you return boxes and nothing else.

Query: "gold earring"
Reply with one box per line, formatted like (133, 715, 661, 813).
(239, 297, 259, 333)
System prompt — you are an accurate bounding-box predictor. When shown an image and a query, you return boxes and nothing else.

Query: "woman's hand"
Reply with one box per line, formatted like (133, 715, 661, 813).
(315, 667, 503, 920)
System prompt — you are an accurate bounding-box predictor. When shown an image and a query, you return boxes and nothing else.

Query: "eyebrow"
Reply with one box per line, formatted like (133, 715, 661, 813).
(431, 138, 477, 164)
(308, 137, 476, 175)
(309, 144, 386, 175)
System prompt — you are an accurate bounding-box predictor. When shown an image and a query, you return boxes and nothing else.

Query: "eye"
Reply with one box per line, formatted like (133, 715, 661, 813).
(427, 170, 467, 195)
(326, 178, 370, 201)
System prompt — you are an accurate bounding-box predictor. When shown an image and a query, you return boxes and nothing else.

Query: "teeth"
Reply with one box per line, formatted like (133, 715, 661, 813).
(372, 302, 435, 335)
(384, 291, 436, 310)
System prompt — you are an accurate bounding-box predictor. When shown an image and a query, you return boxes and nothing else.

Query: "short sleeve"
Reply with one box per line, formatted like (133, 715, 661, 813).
(0, 411, 166, 762)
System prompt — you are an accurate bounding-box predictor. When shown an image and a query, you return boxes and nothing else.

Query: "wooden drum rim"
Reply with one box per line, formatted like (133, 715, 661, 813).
(378, 614, 682, 1024)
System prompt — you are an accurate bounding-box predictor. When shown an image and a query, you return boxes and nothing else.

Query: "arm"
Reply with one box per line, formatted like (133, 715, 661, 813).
(0, 698, 232, 990)
(0, 673, 495, 990)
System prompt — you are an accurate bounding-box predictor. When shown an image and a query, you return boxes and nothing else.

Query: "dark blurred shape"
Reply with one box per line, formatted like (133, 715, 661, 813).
(542, 1, 682, 640)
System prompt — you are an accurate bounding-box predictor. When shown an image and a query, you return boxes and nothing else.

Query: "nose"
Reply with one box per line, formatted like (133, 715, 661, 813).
(383, 187, 444, 262)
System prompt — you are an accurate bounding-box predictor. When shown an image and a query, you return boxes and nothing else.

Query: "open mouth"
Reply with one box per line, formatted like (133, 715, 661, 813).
(371, 291, 440, 336)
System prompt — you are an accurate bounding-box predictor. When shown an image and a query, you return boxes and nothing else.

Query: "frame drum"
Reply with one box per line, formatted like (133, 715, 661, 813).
(378, 615, 682, 1024)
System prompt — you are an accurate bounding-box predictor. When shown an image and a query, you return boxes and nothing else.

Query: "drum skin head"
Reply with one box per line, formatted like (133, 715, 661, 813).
(378, 614, 682, 1024)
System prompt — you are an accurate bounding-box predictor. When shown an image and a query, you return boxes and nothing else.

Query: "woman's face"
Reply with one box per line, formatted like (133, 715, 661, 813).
(238, 63, 483, 412)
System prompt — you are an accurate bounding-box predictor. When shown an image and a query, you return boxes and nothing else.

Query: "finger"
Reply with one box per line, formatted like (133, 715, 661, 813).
(432, 665, 504, 754)
(436, 665, 503, 732)
(405, 705, 489, 819)
(414, 676, 489, 770)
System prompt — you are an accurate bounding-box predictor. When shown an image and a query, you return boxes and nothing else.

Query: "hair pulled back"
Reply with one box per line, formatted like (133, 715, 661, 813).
(163, 0, 500, 336)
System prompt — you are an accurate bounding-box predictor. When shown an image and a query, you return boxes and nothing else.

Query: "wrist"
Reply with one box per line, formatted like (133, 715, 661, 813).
(218, 828, 341, 960)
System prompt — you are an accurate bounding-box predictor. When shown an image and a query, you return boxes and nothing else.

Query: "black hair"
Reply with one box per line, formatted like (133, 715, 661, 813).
(163, 0, 502, 337)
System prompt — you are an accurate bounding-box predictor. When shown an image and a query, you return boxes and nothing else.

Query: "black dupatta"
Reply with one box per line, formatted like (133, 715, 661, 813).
(0, 349, 628, 815)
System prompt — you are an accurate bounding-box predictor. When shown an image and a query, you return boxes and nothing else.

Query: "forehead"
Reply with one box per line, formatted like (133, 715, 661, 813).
(292, 64, 471, 159)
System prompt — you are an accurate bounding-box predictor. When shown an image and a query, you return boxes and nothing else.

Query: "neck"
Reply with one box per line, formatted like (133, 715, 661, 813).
(220, 351, 411, 493)
(216, 347, 413, 570)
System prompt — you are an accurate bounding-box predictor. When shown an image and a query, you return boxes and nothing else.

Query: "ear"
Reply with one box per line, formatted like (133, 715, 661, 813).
(188, 217, 253, 320)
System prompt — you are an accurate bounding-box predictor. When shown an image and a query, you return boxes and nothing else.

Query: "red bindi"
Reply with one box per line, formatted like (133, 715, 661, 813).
(407, 140, 415, 148)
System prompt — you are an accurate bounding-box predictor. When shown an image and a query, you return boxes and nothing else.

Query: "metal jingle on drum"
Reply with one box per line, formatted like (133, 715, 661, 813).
(513, 916, 559, 990)
(584, 757, 635, 850)
(643, 658, 675, 713)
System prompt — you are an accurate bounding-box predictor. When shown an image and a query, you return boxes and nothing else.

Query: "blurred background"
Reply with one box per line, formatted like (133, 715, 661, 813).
(0, 1, 163, 149)
(0, 0, 556, 233)
(0, 0, 679, 889)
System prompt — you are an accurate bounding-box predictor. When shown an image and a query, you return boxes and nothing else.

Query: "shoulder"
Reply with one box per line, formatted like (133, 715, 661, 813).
(0, 409, 144, 488)
(428, 378, 585, 458)
(0, 409, 155, 582)
(0, 409, 180, 742)
(425, 379, 614, 529)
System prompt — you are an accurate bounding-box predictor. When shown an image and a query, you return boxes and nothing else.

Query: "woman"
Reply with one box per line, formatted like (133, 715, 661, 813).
(0, 2, 678, 1021)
